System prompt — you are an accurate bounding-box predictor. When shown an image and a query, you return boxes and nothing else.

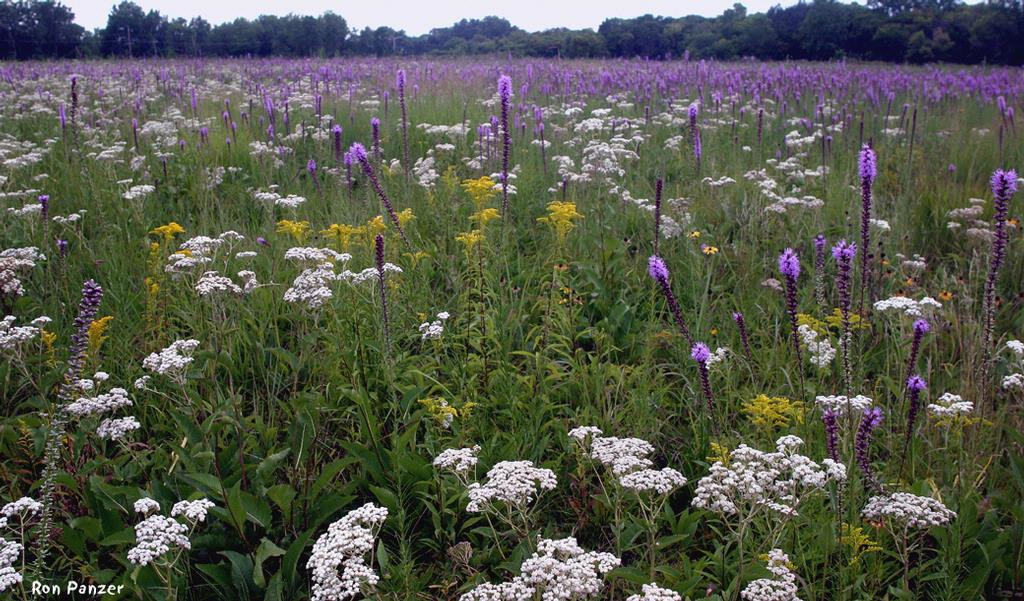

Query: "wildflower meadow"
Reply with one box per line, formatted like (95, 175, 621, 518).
(0, 58, 1022, 600)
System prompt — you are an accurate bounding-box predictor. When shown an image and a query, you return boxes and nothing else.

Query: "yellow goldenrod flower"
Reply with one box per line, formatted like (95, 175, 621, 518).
(366, 216, 387, 240)
(40, 330, 57, 364)
(404, 251, 430, 267)
(823, 308, 868, 331)
(321, 223, 364, 252)
(706, 441, 731, 466)
(150, 222, 185, 242)
(397, 208, 416, 227)
(797, 313, 829, 336)
(455, 230, 483, 260)
(461, 176, 498, 209)
(87, 316, 114, 358)
(419, 397, 459, 426)
(276, 220, 311, 243)
(741, 394, 806, 429)
(840, 523, 882, 566)
(537, 201, 583, 242)
(472, 207, 501, 227)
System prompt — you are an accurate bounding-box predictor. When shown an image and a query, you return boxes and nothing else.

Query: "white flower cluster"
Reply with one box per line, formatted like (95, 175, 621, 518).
(460, 537, 620, 601)
(1003, 341, 1024, 391)
(693, 436, 845, 517)
(1, 497, 42, 519)
(433, 446, 480, 475)
(165, 252, 212, 278)
(861, 493, 956, 528)
(122, 184, 155, 200)
(285, 263, 340, 310)
(343, 264, 403, 286)
(0, 248, 44, 299)
(927, 393, 974, 418)
(798, 325, 835, 368)
(0, 315, 43, 354)
(196, 271, 243, 296)
(308, 503, 388, 601)
(573, 429, 687, 495)
(134, 498, 161, 515)
(741, 548, 802, 601)
(626, 583, 682, 601)
(873, 295, 942, 318)
(97, 416, 142, 440)
(0, 536, 23, 592)
(171, 499, 215, 523)
(142, 339, 200, 379)
(285, 247, 349, 264)
(466, 461, 557, 513)
(814, 394, 873, 415)
(419, 311, 450, 340)
(127, 515, 191, 565)
(64, 387, 132, 417)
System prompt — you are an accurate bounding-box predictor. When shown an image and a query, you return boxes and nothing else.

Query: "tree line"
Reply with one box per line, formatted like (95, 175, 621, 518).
(1, 0, 1022, 64)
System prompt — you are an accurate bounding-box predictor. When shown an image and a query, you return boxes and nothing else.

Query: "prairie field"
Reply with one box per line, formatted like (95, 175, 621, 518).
(0, 58, 1023, 600)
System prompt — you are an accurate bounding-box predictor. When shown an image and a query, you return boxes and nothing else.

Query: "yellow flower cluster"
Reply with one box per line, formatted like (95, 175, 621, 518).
(537, 201, 583, 241)
(276, 219, 311, 243)
(706, 441, 731, 466)
(824, 308, 868, 331)
(840, 523, 882, 566)
(462, 176, 498, 210)
(741, 394, 806, 429)
(321, 224, 363, 252)
(419, 397, 478, 426)
(455, 230, 483, 260)
(87, 316, 114, 359)
(149, 221, 185, 242)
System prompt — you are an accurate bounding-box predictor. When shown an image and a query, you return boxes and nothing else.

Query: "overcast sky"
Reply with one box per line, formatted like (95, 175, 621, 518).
(64, 0, 864, 33)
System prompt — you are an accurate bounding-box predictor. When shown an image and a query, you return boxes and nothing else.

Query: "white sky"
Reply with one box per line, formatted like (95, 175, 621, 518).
(65, 0, 851, 33)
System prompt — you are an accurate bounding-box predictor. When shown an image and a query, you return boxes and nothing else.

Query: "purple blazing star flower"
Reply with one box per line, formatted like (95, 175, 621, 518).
(778, 248, 800, 279)
(307, 159, 316, 175)
(38, 194, 49, 221)
(256, 236, 269, 247)
(333, 125, 343, 163)
(648, 255, 693, 345)
(371, 117, 381, 157)
(814, 234, 827, 308)
(856, 406, 884, 492)
(57, 239, 68, 258)
(822, 409, 839, 462)
(350, 142, 411, 248)
(375, 233, 391, 353)
(857, 144, 876, 312)
(692, 342, 715, 414)
(498, 75, 513, 216)
(397, 69, 409, 173)
(733, 311, 753, 362)
(983, 169, 1019, 368)
(903, 374, 927, 460)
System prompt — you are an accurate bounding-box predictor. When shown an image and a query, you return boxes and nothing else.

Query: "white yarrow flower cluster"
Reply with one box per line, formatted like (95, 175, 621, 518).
(861, 493, 956, 528)
(64, 387, 132, 417)
(142, 339, 200, 380)
(97, 416, 142, 440)
(0, 536, 23, 592)
(433, 446, 480, 475)
(127, 515, 190, 566)
(1, 497, 42, 519)
(308, 503, 388, 601)
(285, 263, 340, 310)
(460, 537, 620, 601)
(466, 461, 557, 513)
(0, 315, 43, 354)
(798, 325, 836, 368)
(134, 498, 161, 515)
(927, 393, 974, 418)
(814, 394, 873, 416)
(419, 311, 450, 340)
(171, 499, 216, 523)
(873, 295, 942, 318)
(627, 583, 682, 601)
(573, 429, 687, 495)
(741, 548, 802, 601)
(693, 436, 845, 517)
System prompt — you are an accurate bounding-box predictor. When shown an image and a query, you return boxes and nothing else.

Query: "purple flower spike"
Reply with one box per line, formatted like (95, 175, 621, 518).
(858, 144, 877, 183)
(856, 406, 884, 492)
(498, 75, 513, 217)
(692, 341, 715, 414)
(903, 374, 927, 462)
(778, 248, 800, 279)
(307, 159, 316, 175)
(822, 409, 839, 462)
(913, 319, 930, 335)
(648, 255, 669, 281)
(350, 142, 411, 248)
(733, 311, 753, 362)
(983, 169, 1018, 376)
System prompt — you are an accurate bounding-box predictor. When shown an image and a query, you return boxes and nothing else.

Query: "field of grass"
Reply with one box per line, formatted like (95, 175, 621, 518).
(0, 58, 1022, 600)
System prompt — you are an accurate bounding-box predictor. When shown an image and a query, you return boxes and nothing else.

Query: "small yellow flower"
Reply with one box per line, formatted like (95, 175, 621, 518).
(537, 201, 583, 241)
(939, 290, 954, 301)
(823, 308, 868, 331)
(797, 313, 829, 336)
(150, 222, 185, 242)
(462, 176, 498, 209)
(840, 523, 882, 566)
(710, 328, 719, 337)
(455, 230, 483, 259)
(706, 441, 731, 466)
(397, 208, 416, 227)
(472, 207, 501, 226)
(701, 244, 719, 256)
(40, 330, 57, 364)
(742, 394, 806, 430)
(87, 316, 114, 358)
(276, 220, 311, 243)
(688, 230, 701, 239)
(321, 223, 364, 252)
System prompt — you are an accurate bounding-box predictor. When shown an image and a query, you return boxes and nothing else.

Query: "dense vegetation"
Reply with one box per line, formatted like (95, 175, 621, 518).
(1, 0, 1023, 64)
(0, 58, 1022, 600)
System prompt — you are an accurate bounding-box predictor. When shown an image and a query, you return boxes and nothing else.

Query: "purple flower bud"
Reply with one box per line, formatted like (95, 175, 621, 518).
(57, 239, 68, 258)
(831, 239, 856, 262)
(992, 169, 1018, 201)
(907, 374, 927, 392)
(256, 236, 269, 247)
(307, 159, 316, 175)
(912, 319, 930, 335)
(38, 194, 49, 220)
(814, 234, 826, 253)
(691, 342, 711, 363)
